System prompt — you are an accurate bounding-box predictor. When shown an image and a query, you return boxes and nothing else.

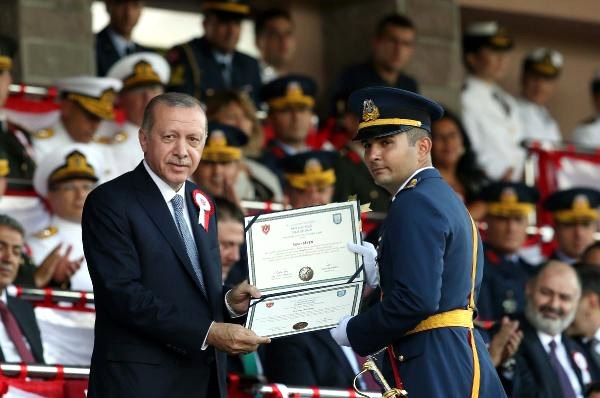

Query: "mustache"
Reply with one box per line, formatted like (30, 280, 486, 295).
(539, 304, 565, 318)
(167, 157, 191, 166)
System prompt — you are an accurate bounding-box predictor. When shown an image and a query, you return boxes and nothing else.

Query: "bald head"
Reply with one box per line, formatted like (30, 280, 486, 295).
(525, 261, 581, 336)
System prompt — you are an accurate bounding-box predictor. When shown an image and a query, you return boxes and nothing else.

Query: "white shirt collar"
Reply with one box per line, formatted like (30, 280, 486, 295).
(143, 160, 186, 204)
(392, 166, 435, 201)
(213, 51, 233, 66)
(107, 28, 134, 57)
(0, 290, 6, 304)
(538, 330, 562, 352)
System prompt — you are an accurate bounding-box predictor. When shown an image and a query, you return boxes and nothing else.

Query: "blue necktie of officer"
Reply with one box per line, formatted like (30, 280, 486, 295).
(171, 194, 207, 295)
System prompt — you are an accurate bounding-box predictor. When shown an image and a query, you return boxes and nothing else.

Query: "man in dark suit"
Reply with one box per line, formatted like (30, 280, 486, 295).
(166, 0, 262, 104)
(0, 214, 44, 363)
(82, 92, 269, 397)
(95, 0, 147, 76)
(331, 13, 418, 114)
(330, 87, 505, 396)
(512, 261, 591, 397)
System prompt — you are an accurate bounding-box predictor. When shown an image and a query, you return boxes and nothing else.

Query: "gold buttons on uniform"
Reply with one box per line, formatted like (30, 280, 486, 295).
(397, 354, 405, 362)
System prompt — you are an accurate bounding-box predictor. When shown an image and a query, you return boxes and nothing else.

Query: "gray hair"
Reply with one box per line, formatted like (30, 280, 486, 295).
(140, 92, 204, 135)
(0, 214, 25, 238)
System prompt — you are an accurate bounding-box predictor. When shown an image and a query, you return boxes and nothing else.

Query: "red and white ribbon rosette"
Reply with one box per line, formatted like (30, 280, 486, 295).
(192, 189, 214, 231)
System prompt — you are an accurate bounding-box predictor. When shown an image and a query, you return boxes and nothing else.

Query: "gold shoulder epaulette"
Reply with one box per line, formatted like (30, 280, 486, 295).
(94, 135, 113, 145)
(35, 128, 54, 139)
(113, 131, 128, 143)
(33, 226, 58, 239)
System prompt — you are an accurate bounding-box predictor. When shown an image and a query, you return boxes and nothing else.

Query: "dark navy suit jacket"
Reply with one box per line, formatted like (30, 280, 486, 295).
(346, 168, 506, 397)
(512, 319, 589, 398)
(82, 163, 234, 398)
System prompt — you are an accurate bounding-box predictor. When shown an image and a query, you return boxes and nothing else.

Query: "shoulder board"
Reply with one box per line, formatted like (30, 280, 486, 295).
(34, 128, 54, 139)
(113, 131, 128, 143)
(401, 178, 419, 191)
(94, 135, 113, 145)
(33, 226, 58, 239)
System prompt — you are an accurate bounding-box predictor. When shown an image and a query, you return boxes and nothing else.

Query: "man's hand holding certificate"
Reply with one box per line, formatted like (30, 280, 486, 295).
(244, 201, 367, 338)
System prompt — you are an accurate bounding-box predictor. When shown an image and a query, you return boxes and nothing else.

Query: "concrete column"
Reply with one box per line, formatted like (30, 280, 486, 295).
(0, 0, 95, 86)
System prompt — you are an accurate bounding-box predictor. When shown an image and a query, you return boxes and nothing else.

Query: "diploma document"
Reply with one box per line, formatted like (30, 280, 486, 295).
(245, 201, 364, 338)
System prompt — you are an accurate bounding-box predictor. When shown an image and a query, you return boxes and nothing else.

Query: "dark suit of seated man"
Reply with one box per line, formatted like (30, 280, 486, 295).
(512, 261, 592, 398)
(0, 215, 44, 363)
(82, 93, 269, 398)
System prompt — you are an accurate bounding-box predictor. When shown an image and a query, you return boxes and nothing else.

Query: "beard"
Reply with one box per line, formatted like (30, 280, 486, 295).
(524, 299, 576, 336)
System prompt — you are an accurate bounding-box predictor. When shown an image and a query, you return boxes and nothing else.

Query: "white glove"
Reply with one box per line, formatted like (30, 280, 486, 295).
(347, 241, 380, 288)
(330, 315, 352, 346)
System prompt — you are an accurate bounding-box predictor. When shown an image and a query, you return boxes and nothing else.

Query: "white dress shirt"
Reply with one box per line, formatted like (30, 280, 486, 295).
(461, 76, 526, 181)
(537, 331, 584, 398)
(0, 291, 31, 363)
(516, 97, 562, 143)
(143, 160, 195, 243)
(107, 28, 136, 57)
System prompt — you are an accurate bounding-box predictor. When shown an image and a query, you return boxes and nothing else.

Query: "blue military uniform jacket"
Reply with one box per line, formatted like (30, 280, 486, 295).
(346, 168, 506, 397)
(166, 37, 262, 104)
(477, 245, 537, 321)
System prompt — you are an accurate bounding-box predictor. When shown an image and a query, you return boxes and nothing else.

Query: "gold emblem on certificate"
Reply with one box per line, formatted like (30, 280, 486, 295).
(298, 266, 314, 281)
(293, 322, 308, 330)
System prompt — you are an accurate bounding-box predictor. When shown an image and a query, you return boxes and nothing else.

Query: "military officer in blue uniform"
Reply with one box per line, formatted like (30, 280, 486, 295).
(477, 182, 539, 322)
(330, 87, 506, 397)
(258, 75, 318, 180)
(544, 188, 600, 264)
(165, 0, 262, 104)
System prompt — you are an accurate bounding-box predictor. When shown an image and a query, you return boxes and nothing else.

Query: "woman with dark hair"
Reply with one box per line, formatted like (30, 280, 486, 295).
(431, 108, 489, 219)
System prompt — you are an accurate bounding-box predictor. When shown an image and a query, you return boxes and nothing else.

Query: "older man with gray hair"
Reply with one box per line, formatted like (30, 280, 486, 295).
(512, 261, 592, 398)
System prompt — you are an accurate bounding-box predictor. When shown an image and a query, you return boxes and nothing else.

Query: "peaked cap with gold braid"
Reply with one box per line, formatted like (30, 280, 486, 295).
(544, 187, 600, 223)
(480, 182, 539, 217)
(283, 150, 338, 190)
(348, 86, 444, 142)
(201, 122, 248, 163)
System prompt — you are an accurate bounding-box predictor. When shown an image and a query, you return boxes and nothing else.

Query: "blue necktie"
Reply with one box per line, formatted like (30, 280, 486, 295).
(548, 340, 577, 398)
(171, 194, 206, 295)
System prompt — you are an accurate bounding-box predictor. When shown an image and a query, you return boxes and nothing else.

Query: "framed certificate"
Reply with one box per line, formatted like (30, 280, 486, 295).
(244, 201, 365, 338)
(245, 201, 363, 295)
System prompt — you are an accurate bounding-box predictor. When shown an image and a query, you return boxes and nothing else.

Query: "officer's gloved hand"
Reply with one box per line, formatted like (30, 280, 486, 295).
(330, 315, 352, 346)
(347, 241, 379, 288)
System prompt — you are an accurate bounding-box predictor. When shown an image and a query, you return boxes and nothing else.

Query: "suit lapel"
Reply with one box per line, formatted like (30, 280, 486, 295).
(564, 336, 585, 389)
(523, 322, 563, 393)
(132, 164, 208, 296)
(185, 185, 220, 312)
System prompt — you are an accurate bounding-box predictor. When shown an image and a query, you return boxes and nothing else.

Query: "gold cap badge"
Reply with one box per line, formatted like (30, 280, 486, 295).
(362, 99, 380, 122)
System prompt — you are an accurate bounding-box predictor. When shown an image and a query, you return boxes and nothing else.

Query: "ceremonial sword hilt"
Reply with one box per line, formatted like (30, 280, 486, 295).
(352, 357, 408, 397)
